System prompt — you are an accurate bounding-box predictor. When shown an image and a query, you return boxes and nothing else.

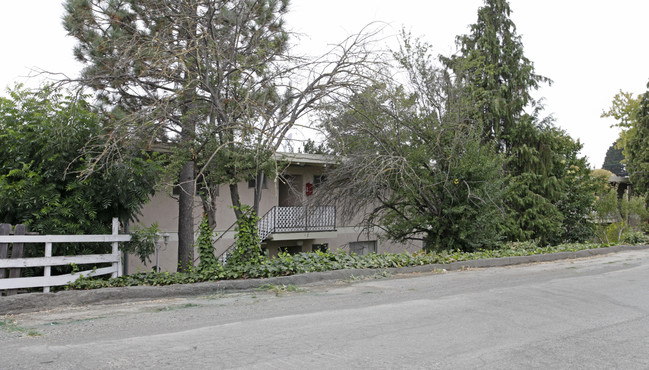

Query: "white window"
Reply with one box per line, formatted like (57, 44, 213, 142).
(349, 240, 377, 255)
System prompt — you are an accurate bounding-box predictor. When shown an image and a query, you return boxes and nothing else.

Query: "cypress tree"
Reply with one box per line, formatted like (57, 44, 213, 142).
(444, 0, 596, 244)
(441, 0, 550, 152)
(602, 142, 628, 177)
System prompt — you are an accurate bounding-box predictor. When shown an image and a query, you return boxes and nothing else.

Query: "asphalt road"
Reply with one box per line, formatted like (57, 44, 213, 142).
(3, 249, 649, 369)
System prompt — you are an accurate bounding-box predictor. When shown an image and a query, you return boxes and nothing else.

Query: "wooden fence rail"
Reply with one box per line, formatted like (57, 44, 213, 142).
(0, 218, 130, 294)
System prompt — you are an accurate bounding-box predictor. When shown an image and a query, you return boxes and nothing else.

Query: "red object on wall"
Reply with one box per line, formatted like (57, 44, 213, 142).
(306, 182, 314, 196)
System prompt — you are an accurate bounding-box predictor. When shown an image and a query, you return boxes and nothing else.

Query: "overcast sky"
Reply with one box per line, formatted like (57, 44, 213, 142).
(1, 0, 648, 168)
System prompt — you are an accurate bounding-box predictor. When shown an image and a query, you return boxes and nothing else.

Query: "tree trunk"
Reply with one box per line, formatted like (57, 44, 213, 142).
(253, 172, 265, 217)
(178, 160, 195, 272)
(230, 183, 243, 220)
(200, 185, 218, 230)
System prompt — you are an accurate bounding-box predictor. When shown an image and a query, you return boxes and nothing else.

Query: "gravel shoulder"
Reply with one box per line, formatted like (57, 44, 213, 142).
(1, 244, 647, 316)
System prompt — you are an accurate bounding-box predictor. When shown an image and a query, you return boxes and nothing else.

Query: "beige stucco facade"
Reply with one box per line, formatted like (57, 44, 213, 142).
(128, 153, 421, 273)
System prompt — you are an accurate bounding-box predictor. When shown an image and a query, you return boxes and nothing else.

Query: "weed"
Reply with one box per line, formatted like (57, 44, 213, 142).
(0, 320, 41, 337)
(345, 271, 393, 283)
(344, 275, 361, 282)
(259, 284, 305, 296)
(155, 303, 200, 312)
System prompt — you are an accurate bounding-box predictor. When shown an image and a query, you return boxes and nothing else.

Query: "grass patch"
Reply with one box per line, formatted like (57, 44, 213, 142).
(0, 320, 41, 337)
(259, 284, 305, 296)
(155, 303, 200, 312)
(344, 270, 393, 283)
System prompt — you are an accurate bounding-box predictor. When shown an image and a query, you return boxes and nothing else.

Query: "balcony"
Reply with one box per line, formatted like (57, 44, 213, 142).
(258, 206, 337, 241)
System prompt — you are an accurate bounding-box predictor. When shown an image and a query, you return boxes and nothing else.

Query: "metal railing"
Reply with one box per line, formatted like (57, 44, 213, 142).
(219, 206, 336, 263)
(258, 206, 336, 237)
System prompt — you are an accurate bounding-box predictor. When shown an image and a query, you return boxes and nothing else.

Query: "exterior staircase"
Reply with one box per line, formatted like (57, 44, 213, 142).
(218, 206, 335, 263)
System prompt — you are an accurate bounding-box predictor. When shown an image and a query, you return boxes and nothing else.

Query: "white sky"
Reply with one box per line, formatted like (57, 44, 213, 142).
(1, 0, 648, 168)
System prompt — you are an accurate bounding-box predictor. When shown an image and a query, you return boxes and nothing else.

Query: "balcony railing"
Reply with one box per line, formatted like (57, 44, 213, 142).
(219, 206, 336, 263)
(258, 206, 336, 241)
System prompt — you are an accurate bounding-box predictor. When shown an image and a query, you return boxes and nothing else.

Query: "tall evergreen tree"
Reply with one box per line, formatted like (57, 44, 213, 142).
(602, 142, 627, 176)
(441, 0, 550, 152)
(443, 0, 596, 244)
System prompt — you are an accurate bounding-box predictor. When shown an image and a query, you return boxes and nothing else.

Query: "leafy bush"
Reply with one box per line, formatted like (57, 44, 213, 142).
(227, 205, 265, 266)
(196, 216, 218, 272)
(593, 187, 649, 244)
(621, 231, 649, 245)
(66, 242, 611, 290)
(121, 223, 160, 264)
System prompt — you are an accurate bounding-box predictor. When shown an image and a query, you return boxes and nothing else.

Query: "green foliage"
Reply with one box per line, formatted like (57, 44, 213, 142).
(621, 231, 649, 245)
(441, 0, 550, 150)
(441, 0, 596, 246)
(622, 82, 649, 200)
(63, 0, 293, 270)
(227, 205, 265, 266)
(0, 85, 160, 253)
(593, 187, 649, 244)
(0, 320, 41, 337)
(301, 139, 329, 155)
(321, 36, 506, 252)
(503, 120, 599, 244)
(66, 242, 609, 290)
(121, 223, 160, 264)
(196, 216, 218, 272)
(601, 142, 627, 176)
(259, 283, 305, 296)
(602, 90, 642, 129)
(415, 134, 506, 252)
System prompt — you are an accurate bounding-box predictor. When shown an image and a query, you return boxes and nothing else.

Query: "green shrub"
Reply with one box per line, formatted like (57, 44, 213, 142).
(227, 205, 265, 266)
(121, 223, 160, 264)
(66, 242, 610, 290)
(196, 216, 219, 272)
(621, 231, 649, 245)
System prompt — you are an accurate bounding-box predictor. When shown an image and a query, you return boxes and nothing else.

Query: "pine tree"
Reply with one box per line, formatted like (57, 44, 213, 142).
(64, 0, 376, 270)
(63, 0, 293, 271)
(441, 0, 550, 152)
(602, 142, 627, 177)
(443, 0, 596, 244)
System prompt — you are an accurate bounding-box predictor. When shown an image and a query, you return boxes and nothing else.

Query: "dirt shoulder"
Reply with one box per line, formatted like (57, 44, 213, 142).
(1, 244, 647, 315)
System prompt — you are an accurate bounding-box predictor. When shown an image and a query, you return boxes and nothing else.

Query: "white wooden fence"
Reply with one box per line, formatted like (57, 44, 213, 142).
(0, 218, 130, 293)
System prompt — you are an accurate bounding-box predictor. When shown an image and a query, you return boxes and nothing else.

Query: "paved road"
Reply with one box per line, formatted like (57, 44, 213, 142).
(3, 250, 649, 369)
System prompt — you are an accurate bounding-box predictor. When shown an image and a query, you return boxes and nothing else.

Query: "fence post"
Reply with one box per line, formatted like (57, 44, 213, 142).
(43, 242, 52, 293)
(0, 224, 9, 279)
(6, 224, 26, 296)
(112, 217, 122, 278)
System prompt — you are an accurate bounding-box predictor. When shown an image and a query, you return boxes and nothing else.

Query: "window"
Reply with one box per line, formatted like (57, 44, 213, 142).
(312, 243, 328, 253)
(313, 175, 327, 188)
(278, 245, 302, 255)
(349, 240, 377, 256)
(248, 176, 268, 189)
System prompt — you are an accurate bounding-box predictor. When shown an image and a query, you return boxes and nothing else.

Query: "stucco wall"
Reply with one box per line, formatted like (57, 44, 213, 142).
(127, 159, 422, 273)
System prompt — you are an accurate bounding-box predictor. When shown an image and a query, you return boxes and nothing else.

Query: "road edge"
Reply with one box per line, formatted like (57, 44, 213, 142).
(2, 244, 647, 315)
